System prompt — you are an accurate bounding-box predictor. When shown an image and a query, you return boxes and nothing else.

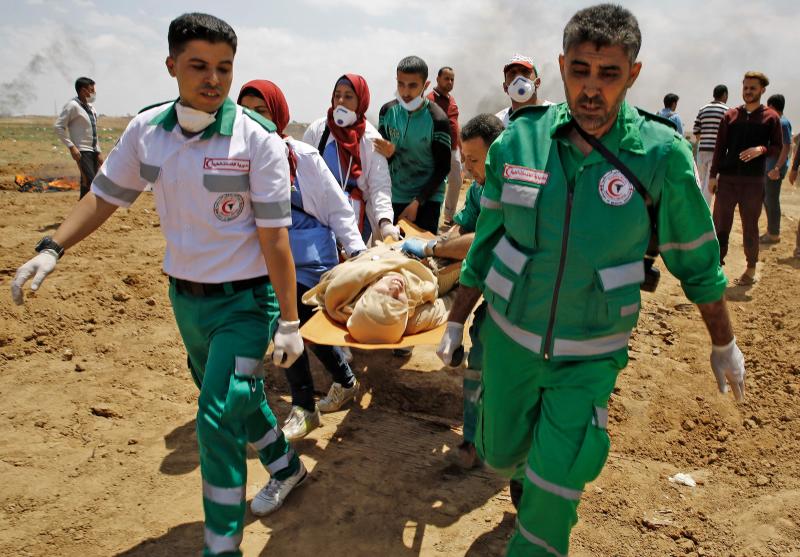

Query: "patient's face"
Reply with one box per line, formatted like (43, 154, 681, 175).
(371, 272, 408, 304)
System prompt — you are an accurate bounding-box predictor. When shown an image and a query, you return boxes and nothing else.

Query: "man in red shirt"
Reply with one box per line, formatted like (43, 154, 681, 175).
(427, 66, 461, 228)
(709, 71, 783, 285)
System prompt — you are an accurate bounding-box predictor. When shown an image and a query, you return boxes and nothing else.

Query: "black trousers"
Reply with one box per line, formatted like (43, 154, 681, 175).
(392, 200, 442, 234)
(78, 151, 99, 199)
(284, 283, 355, 411)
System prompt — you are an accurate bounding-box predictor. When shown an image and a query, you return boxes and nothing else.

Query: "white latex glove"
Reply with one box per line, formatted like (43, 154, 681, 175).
(436, 321, 465, 366)
(11, 251, 58, 305)
(272, 319, 304, 368)
(710, 337, 746, 401)
(380, 220, 401, 241)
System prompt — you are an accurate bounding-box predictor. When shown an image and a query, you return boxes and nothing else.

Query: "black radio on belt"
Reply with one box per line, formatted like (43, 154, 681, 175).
(641, 239, 661, 293)
(572, 123, 661, 293)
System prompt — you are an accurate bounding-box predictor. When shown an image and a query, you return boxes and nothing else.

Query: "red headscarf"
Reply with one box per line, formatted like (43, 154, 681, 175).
(326, 74, 370, 182)
(237, 79, 297, 182)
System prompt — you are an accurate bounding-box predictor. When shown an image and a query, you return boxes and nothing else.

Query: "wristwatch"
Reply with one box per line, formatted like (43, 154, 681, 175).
(425, 239, 438, 257)
(35, 236, 65, 259)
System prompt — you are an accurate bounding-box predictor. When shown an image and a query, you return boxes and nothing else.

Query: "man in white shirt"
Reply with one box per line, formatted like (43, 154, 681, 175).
(693, 85, 729, 205)
(54, 76, 103, 198)
(495, 54, 553, 127)
(13, 13, 306, 557)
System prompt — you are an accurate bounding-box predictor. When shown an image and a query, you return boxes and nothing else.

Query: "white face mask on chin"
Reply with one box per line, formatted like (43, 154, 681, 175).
(507, 76, 536, 103)
(86, 93, 96, 103)
(395, 91, 425, 112)
(175, 101, 217, 133)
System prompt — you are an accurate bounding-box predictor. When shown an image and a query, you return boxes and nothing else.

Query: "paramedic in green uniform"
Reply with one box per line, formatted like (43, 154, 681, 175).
(402, 113, 505, 469)
(437, 5, 747, 556)
(11, 13, 307, 557)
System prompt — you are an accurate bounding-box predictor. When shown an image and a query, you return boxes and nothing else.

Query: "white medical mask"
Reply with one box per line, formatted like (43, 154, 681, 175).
(175, 102, 217, 133)
(395, 91, 425, 112)
(332, 105, 358, 127)
(507, 76, 536, 103)
(86, 93, 96, 103)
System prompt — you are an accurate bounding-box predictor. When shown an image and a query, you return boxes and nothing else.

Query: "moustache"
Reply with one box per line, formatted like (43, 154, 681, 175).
(576, 94, 606, 109)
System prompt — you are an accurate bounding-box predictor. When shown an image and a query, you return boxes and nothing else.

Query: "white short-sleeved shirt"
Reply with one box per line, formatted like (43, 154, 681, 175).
(91, 99, 291, 283)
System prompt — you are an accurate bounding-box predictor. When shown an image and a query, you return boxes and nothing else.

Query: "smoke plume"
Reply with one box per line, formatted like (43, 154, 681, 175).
(0, 33, 95, 116)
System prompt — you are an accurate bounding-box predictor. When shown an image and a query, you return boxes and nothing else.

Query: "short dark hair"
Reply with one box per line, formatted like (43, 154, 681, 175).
(168, 13, 237, 57)
(437, 66, 454, 77)
(397, 56, 428, 81)
(663, 93, 679, 108)
(74, 77, 94, 95)
(460, 113, 505, 146)
(563, 3, 641, 65)
(713, 84, 728, 100)
(767, 94, 785, 113)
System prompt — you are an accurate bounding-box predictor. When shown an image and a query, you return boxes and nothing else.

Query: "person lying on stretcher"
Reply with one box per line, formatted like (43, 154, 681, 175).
(302, 241, 462, 343)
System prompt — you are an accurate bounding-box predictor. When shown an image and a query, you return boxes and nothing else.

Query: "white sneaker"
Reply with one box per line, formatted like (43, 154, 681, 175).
(250, 459, 307, 516)
(282, 405, 321, 441)
(318, 380, 359, 413)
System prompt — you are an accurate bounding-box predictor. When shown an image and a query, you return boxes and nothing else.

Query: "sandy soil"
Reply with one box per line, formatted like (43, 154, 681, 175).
(1, 117, 800, 557)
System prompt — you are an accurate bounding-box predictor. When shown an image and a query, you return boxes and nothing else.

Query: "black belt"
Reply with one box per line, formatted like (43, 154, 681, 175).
(169, 275, 270, 297)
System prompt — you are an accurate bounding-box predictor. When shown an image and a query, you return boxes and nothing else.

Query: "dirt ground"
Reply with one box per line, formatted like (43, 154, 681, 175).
(1, 117, 799, 557)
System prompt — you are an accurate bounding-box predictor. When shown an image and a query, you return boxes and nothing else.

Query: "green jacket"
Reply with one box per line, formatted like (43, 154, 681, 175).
(461, 102, 727, 361)
(453, 180, 482, 233)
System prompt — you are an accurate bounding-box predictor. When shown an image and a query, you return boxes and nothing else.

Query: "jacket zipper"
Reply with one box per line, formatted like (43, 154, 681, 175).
(543, 187, 574, 360)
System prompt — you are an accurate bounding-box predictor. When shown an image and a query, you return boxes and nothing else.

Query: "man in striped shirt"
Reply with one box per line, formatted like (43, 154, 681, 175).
(693, 85, 729, 204)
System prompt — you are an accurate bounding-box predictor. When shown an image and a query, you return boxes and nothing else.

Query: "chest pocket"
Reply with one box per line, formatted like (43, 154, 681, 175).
(203, 173, 250, 193)
(586, 260, 644, 333)
(202, 173, 250, 223)
(501, 181, 542, 249)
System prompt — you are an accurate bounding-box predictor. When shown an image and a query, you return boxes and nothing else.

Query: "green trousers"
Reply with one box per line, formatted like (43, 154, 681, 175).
(462, 302, 486, 444)
(476, 312, 623, 557)
(169, 281, 300, 557)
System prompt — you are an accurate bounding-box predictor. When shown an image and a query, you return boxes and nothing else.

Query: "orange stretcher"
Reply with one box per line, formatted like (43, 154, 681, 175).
(300, 220, 455, 349)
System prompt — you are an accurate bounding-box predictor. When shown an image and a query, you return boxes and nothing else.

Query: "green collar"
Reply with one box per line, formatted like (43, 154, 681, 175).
(550, 101, 645, 156)
(148, 97, 237, 139)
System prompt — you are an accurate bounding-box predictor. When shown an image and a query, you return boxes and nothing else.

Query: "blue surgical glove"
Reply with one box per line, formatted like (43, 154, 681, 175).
(400, 238, 427, 258)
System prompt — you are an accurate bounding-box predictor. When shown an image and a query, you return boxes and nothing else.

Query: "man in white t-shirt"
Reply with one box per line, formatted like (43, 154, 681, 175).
(495, 54, 553, 127)
(12, 13, 306, 557)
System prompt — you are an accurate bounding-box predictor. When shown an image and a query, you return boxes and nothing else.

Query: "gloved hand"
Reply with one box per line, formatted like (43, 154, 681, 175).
(437, 321, 465, 366)
(400, 238, 428, 258)
(11, 251, 59, 305)
(380, 220, 401, 241)
(272, 319, 304, 368)
(710, 337, 746, 402)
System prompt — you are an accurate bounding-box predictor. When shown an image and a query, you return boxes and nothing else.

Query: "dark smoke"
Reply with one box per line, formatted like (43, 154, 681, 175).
(0, 33, 95, 116)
